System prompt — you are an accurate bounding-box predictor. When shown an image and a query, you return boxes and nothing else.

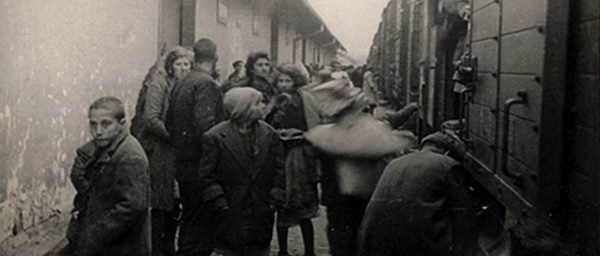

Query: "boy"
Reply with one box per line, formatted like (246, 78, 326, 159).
(64, 97, 150, 256)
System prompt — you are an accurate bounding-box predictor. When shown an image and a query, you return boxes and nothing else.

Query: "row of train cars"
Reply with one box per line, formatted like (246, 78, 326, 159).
(366, 0, 599, 254)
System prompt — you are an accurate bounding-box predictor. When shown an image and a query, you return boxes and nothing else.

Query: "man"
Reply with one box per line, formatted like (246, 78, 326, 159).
(226, 60, 244, 83)
(166, 38, 225, 256)
(357, 132, 479, 256)
(304, 79, 416, 256)
(65, 96, 150, 256)
(362, 67, 378, 111)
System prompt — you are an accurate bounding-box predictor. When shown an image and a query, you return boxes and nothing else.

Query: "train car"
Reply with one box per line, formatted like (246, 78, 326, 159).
(369, 0, 599, 254)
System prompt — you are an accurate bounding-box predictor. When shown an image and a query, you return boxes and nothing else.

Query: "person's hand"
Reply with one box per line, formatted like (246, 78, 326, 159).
(373, 107, 390, 120)
(271, 110, 285, 125)
(458, 3, 471, 21)
(214, 197, 229, 212)
(407, 102, 420, 110)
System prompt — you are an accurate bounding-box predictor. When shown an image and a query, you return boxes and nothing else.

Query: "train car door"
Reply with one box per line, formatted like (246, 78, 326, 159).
(464, 0, 568, 219)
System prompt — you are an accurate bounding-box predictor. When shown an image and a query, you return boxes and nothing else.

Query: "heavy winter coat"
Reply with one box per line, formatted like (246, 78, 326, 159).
(270, 92, 319, 227)
(166, 67, 226, 168)
(132, 68, 177, 210)
(69, 131, 150, 256)
(198, 120, 286, 250)
(357, 150, 478, 256)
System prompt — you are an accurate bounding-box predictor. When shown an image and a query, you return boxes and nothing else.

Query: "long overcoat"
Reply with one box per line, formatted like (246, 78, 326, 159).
(166, 68, 225, 169)
(132, 69, 177, 210)
(357, 151, 478, 256)
(198, 120, 286, 250)
(69, 131, 151, 256)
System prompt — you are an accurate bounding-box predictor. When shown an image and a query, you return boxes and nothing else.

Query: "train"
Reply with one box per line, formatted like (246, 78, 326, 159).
(367, 0, 599, 255)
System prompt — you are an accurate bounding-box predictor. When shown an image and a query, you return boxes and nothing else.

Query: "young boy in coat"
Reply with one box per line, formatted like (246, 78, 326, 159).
(64, 97, 150, 256)
(358, 132, 479, 256)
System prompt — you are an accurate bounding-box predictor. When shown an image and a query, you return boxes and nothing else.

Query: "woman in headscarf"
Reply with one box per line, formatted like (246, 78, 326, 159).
(130, 46, 193, 256)
(198, 87, 286, 256)
(270, 64, 319, 256)
(304, 78, 417, 256)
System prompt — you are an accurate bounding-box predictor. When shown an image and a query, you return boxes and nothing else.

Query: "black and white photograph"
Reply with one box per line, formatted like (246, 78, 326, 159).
(0, 0, 598, 255)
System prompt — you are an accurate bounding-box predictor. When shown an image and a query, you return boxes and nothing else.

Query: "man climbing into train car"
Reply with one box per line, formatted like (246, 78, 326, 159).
(358, 132, 480, 256)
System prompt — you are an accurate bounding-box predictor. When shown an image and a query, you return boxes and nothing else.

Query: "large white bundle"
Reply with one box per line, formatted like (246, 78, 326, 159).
(305, 114, 416, 158)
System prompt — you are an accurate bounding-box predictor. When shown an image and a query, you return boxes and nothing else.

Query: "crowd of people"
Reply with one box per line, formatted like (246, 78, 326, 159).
(59, 38, 483, 256)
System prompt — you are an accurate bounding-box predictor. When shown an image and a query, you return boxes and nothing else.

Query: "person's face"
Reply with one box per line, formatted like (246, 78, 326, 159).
(234, 63, 243, 72)
(253, 58, 271, 77)
(172, 57, 192, 80)
(212, 55, 219, 70)
(249, 95, 267, 121)
(277, 74, 295, 93)
(89, 108, 125, 148)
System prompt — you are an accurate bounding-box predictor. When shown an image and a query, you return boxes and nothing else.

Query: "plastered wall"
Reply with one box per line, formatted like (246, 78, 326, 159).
(194, 0, 273, 80)
(0, 0, 159, 245)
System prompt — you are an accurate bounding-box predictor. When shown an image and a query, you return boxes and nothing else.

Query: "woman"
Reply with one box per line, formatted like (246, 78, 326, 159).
(243, 51, 275, 100)
(131, 46, 193, 256)
(198, 87, 286, 256)
(219, 52, 274, 104)
(270, 64, 319, 256)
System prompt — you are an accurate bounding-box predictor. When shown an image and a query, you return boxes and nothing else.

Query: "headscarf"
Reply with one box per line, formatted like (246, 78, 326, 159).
(224, 87, 263, 123)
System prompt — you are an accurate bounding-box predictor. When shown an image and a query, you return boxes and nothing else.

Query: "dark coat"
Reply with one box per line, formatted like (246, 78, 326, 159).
(269, 92, 319, 226)
(198, 120, 286, 250)
(222, 75, 276, 101)
(132, 69, 177, 210)
(166, 67, 226, 169)
(270, 92, 308, 131)
(357, 151, 478, 256)
(69, 131, 151, 256)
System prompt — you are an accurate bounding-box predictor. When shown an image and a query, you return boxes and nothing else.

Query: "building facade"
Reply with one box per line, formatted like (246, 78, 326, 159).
(0, 0, 343, 252)
(179, 0, 343, 79)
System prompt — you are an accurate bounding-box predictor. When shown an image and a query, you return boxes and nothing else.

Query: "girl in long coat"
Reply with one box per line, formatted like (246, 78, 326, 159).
(198, 87, 286, 256)
(130, 46, 193, 255)
(270, 64, 320, 256)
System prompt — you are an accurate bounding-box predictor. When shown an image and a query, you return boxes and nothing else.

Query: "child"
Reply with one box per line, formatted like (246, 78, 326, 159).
(271, 63, 320, 256)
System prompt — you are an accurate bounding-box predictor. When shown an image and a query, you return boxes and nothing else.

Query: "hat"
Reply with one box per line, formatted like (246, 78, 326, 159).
(420, 132, 464, 158)
(306, 79, 364, 117)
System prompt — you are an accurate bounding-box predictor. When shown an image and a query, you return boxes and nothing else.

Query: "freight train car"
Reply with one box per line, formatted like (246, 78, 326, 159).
(368, 0, 599, 254)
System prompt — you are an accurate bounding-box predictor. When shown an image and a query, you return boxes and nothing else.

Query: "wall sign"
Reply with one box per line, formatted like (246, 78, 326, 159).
(217, 0, 228, 24)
